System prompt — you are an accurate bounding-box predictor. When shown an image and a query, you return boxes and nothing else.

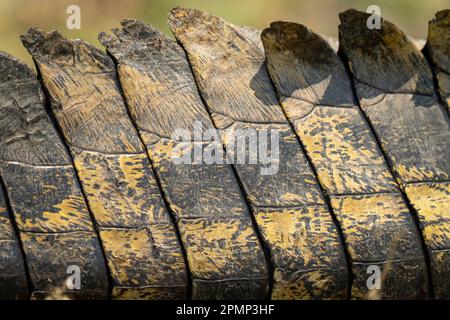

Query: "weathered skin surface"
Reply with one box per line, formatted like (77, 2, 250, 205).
(169, 7, 348, 299)
(262, 22, 429, 299)
(0, 51, 108, 299)
(21, 29, 187, 299)
(426, 10, 450, 111)
(339, 9, 450, 299)
(99, 20, 269, 299)
(0, 179, 28, 299)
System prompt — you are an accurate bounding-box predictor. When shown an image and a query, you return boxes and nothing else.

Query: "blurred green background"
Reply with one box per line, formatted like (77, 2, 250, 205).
(0, 0, 448, 67)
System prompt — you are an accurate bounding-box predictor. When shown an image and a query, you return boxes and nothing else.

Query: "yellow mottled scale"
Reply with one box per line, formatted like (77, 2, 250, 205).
(331, 194, 425, 261)
(396, 164, 448, 184)
(293, 106, 398, 195)
(100, 226, 186, 299)
(254, 206, 341, 265)
(272, 268, 347, 300)
(1, 163, 94, 233)
(330, 193, 429, 298)
(22, 29, 188, 299)
(405, 182, 450, 250)
(179, 217, 268, 299)
(254, 205, 348, 300)
(73, 151, 171, 227)
(179, 218, 266, 278)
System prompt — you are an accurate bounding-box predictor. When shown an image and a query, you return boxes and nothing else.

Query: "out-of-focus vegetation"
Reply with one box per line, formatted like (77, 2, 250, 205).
(0, 0, 448, 66)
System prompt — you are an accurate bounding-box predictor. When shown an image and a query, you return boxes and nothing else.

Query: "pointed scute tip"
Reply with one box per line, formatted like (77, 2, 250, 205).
(120, 18, 140, 33)
(434, 9, 450, 22)
(121, 18, 139, 27)
(98, 31, 108, 40)
(261, 27, 273, 41)
(20, 27, 44, 52)
(169, 6, 183, 16)
(121, 19, 142, 34)
(267, 21, 310, 41)
(168, 6, 188, 25)
(20, 27, 69, 57)
(338, 8, 374, 34)
(261, 28, 277, 52)
(263, 21, 323, 48)
(21, 28, 63, 44)
(261, 22, 297, 53)
(263, 21, 291, 41)
(168, 6, 194, 19)
(284, 22, 312, 39)
(340, 8, 412, 49)
(122, 19, 168, 44)
(338, 8, 367, 23)
(168, 6, 213, 30)
(263, 21, 336, 66)
(120, 18, 154, 34)
(97, 31, 112, 47)
(269, 21, 293, 30)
